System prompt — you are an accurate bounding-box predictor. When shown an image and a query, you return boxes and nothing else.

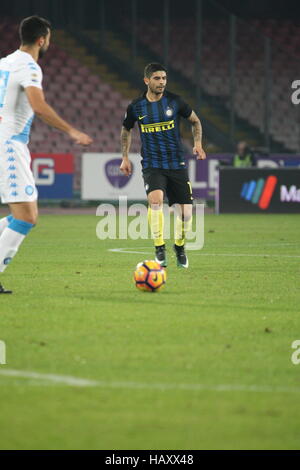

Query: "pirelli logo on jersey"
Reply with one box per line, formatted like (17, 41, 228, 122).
(140, 120, 175, 133)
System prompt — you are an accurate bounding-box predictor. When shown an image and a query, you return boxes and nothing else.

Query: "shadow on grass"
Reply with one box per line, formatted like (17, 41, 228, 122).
(67, 291, 296, 314)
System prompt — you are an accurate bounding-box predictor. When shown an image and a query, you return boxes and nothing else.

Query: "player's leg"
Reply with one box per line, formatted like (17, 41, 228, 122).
(173, 203, 193, 268)
(143, 169, 167, 267)
(0, 142, 14, 236)
(148, 189, 167, 266)
(174, 203, 193, 247)
(0, 201, 37, 275)
(167, 170, 193, 268)
(0, 141, 38, 293)
(9, 200, 38, 225)
(148, 188, 164, 248)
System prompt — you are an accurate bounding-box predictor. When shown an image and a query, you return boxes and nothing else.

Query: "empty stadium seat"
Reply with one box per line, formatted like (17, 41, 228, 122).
(0, 20, 141, 190)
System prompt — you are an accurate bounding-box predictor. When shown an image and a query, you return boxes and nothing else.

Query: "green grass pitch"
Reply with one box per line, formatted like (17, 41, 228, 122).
(0, 213, 299, 450)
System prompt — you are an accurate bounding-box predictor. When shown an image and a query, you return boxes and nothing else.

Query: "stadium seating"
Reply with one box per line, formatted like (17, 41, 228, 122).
(1, 17, 299, 193)
(134, 18, 299, 152)
(0, 20, 141, 190)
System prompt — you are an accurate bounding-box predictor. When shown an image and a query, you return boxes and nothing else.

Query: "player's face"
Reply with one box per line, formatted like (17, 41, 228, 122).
(38, 29, 51, 59)
(237, 142, 247, 155)
(145, 71, 167, 94)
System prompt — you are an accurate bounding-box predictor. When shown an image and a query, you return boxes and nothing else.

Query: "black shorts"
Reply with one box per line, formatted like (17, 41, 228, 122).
(142, 168, 193, 206)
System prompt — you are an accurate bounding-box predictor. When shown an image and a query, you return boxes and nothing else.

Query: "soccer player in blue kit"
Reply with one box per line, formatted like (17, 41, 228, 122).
(120, 63, 206, 268)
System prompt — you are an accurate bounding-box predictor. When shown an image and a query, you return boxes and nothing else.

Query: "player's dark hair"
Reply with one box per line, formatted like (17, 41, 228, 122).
(19, 15, 51, 45)
(144, 63, 167, 78)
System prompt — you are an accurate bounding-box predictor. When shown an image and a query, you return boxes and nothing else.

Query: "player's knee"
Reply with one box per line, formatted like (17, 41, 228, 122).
(148, 195, 163, 207)
(149, 201, 163, 210)
(22, 213, 38, 226)
(148, 190, 164, 207)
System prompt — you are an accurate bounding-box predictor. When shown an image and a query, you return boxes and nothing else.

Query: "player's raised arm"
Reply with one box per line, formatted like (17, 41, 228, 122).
(188, 111, 206, 160)
(120, 126, 132, 176)
(25, 86, 93, 146)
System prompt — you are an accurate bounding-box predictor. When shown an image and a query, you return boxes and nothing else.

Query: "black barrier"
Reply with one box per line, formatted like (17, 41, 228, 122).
(217, 168, 300, 213)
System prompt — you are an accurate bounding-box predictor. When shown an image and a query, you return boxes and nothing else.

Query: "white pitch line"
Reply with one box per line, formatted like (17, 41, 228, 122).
(193, 253, 300, 258)
(0, 369, 300, 394)
(0, 369, 98, 387)
(224, 243, 299, 247)
(109, 247, 151, 254)
(108, 248, 300, 258)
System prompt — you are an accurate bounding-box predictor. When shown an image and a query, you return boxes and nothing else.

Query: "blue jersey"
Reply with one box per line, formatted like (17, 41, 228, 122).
(123, 90, 192, 170)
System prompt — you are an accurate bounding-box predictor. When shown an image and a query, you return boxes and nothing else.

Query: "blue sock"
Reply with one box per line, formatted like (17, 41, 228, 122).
(8, 218, 34, 235)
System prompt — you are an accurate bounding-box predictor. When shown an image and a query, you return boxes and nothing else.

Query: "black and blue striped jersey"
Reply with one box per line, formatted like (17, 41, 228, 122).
(122, 90, 192, 170)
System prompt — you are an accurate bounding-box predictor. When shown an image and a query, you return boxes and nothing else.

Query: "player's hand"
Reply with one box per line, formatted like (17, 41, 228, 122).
(69, 128, 93, 146)
(120, 157, 132, 177)
(193, 144, 206, 160)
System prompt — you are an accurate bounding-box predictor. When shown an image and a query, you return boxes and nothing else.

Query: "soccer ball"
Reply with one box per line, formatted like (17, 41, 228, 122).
(134, 260, 167, 292)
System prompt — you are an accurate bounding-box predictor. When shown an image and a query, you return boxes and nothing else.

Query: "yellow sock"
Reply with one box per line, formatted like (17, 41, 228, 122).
(175, 216, 192, 246)
(148, 207, 164, 246)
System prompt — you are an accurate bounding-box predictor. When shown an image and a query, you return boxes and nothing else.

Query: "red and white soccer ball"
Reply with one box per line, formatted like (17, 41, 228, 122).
(134, 260, 167, 292)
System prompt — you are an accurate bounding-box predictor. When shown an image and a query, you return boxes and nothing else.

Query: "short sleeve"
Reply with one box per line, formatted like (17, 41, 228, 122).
(177, 97, 192, 119)
(122, 103, 136, 130)
(19, 63, 43, 90)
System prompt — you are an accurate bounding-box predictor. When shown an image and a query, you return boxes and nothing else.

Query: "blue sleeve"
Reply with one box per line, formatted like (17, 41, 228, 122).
(122, 103, 136, 130)
(177, 97, 193, 119)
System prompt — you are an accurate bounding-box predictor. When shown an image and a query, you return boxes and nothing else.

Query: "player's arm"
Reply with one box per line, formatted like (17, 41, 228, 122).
(120, 103, 136, 176)
(25, 87, 93, 146)
(188, 111, 206, 160)
(120, 126, 132, 176)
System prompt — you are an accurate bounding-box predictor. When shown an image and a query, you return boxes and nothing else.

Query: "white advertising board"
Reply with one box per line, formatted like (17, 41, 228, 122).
(81, 153, 146, 200)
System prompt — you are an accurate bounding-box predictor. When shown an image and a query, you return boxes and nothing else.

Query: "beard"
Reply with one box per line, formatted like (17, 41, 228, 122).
(38, 46, 48, 59)
(150, 85, 165, 95)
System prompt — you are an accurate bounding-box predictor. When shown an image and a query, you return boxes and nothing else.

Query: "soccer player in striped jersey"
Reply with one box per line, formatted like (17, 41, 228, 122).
(120, 63, 206, 268)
